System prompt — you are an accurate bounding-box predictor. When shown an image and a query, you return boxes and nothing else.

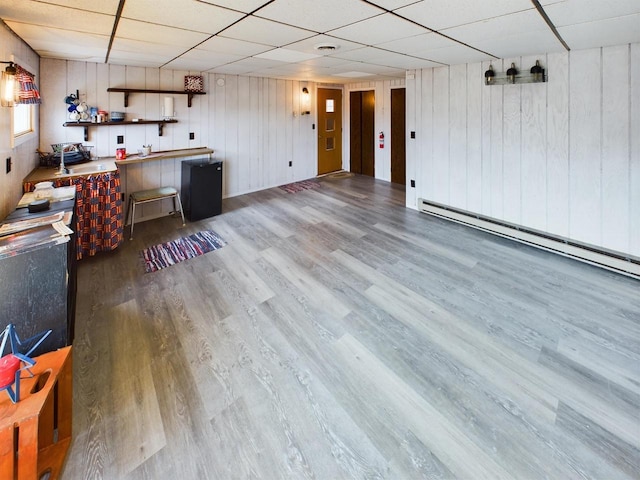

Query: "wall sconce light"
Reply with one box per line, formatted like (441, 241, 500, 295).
(506, 63, 518, 84)
(484, 60, 546, 86)
(484, 65, 495, 85)
(1, 61, 17, 107)
(301, 87, 311, 115)
(530, 60, 544, 82)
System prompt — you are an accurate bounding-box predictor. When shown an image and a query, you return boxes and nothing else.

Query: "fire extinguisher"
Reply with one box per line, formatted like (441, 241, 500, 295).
(379, 131, 384, 149)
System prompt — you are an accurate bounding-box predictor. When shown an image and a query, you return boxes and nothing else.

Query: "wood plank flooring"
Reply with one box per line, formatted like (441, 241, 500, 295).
(63, 174, 640, 479)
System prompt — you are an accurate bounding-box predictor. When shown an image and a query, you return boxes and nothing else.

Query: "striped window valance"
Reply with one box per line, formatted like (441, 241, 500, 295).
(15, 64, 41, 104)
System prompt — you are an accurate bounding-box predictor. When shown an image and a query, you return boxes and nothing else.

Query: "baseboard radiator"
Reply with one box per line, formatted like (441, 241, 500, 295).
(417, 198, 640, 279)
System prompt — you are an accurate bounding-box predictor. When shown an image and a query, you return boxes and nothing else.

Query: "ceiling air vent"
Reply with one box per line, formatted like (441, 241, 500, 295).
(314, 43, 338, 52)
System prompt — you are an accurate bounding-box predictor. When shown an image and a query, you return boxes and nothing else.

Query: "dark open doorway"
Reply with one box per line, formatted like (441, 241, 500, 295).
(349, 90, 375, 177)
(391, 88, 406, 185)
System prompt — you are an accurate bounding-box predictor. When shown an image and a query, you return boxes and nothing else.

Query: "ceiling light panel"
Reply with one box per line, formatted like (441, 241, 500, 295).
(256, 0, 383, 33)
(396, 0, 533, 30)
(122, 0, 244, 35)
(220, 16, 315, 47)
(329, 13, 426, 45)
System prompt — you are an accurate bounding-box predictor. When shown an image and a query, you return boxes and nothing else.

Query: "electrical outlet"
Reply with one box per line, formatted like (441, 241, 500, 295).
(6, 157, 11, 174)
(410, 131, 416, 139)
(189, 132, 195, 140)
(288, 161, 292, 167)
(312, 124, 315, 130)
(410, 179, 415, 188)
(117, 135, 124, 144)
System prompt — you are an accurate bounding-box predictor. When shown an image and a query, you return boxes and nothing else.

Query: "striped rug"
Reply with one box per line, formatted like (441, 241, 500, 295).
(279, 179, 321, 193)
(141, 230, 226, 273)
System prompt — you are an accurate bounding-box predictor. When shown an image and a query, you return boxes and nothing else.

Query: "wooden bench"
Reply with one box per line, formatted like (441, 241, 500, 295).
(125, 186, 185, 239)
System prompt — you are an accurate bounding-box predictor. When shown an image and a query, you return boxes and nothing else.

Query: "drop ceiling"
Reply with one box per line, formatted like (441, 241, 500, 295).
(1, 0, 639, 83)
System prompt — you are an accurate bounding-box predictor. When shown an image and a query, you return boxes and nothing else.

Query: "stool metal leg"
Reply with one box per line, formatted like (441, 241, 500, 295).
(130, 199, 137, 240)
(174, 193, 186, 226)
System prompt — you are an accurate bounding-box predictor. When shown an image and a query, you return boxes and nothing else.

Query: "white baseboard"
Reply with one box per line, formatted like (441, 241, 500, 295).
(417, 199, 640, 279)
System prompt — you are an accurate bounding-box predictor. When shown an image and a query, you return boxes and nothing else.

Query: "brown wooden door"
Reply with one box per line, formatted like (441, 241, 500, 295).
(317, 88, 343, 175)
(349, 90, 375, 176)
(391, 88, 406, 185)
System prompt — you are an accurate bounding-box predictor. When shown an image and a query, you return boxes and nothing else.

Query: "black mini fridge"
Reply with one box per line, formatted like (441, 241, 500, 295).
(181, 160, 223, 221)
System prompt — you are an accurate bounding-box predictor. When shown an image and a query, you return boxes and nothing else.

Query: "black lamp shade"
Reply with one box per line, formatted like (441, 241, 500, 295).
(506, 63, 518, 83)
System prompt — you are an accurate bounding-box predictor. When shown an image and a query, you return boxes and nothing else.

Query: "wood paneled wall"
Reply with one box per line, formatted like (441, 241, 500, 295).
(406, 44, 640, 258)
(0, 22, 40, 219)
(39, 59, 317, 200)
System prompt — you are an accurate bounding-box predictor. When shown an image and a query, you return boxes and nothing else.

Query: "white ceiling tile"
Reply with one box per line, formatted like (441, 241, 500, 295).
(331, 47, 391, 62)
(328, 13, 426, 45)
(414, 43, 495, 65)
(543, 0, 640, 26)
(216, 57, 288, 70)
(333, 71, 376, 78)
(220, 17, 314, 46)
(558, 14, 640, 51)
(198, 36, 271, 56)
(4, 23, 110, 59)
(375, 32, 458, 55)
(106, 51, 171, 68)
(30, 0, 121, 15)
(116, 18, 210, 47)
(0, 1, 115, 35)
(256, 0, 383, 32)
(367, 0, 423, 10)
(110, 38, 186, 57)
(396, 0, 533, 30)
(254, 48, 321, 63)
(3, 0, 640, 82)
(442, 9, 559, 56)
(197, 0, 271, 14)
(122, 0, 244, 35)
(362, 51, 438, 69)
(207, 63, 258, 75)
(299, 56, 354, 68)
(178, 48, 245, 65)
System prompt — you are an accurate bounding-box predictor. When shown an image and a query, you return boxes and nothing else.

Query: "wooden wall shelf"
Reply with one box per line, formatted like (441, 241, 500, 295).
(107, 88, 206, 107)
(63, 119, 177, 141)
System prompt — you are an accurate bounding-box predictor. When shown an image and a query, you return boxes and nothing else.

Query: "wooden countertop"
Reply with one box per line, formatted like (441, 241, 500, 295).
(24, 147, 214, 184)
(24, 159, 118, 184)
(115, 147, 214, 166)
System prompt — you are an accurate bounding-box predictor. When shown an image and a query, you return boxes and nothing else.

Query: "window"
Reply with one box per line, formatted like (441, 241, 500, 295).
(14, 104, 33, 137)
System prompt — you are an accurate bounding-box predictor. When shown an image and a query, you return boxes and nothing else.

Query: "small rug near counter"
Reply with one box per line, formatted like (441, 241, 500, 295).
(141, 230, 226, 273)
(279, 179, 321, 194)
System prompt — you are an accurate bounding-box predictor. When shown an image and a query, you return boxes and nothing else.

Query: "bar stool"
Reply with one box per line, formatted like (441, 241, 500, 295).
(126, 186, 185, 240)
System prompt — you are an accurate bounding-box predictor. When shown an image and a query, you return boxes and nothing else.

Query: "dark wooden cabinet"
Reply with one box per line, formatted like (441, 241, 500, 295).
(0, 200, 77, 355)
